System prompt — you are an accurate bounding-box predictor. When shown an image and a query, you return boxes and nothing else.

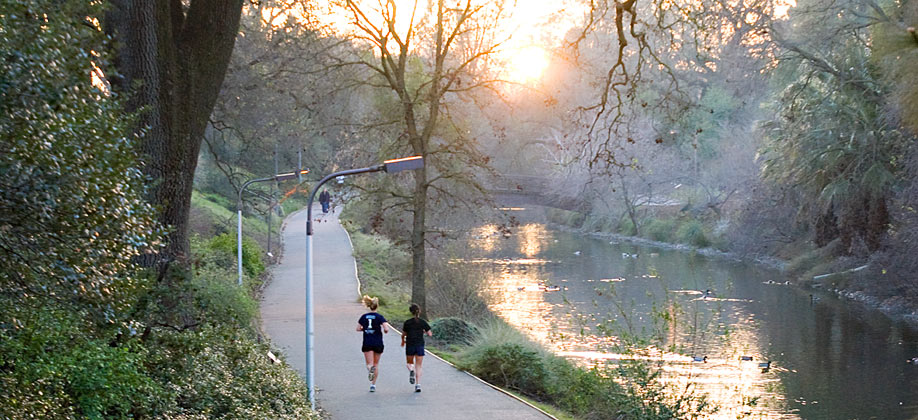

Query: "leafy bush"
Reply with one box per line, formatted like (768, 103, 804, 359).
(584, 214, 616, 233)
(618, 217, 637, 236)
(431, 317, 480, 345)
(468, 343, 549, 398)
(207, 233, 265, 278)
(645, 218, 676, 242)
(0, 2, 167, 418)
(0, 2, 318, 418)
(451, 320, 713, 419)
(543, 357, 623, 418)
(193, 264, 258, 326)
(0, 309, 160, 419)
(0, 0, 161, 323)
(676, 220, 711, 247)
(145, 326, 315, 419)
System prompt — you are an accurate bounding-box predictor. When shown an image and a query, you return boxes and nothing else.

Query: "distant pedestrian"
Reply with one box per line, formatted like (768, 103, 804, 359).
(357, 295, 389, 392)
(401, 303, 432, 393)
(319, 189, 331, 214)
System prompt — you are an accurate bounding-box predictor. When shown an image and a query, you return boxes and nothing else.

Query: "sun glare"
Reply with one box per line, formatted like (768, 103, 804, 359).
(775, 0, 796, 19)
(506, 46, 549, 84)
(314, 1, 582, 85)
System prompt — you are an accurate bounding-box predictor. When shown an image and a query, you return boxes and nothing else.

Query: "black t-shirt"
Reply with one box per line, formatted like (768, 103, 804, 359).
(403, 317, 431, 347)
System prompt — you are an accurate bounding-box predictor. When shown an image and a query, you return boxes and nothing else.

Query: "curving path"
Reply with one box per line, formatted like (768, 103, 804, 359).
(260, 206, 551, 420)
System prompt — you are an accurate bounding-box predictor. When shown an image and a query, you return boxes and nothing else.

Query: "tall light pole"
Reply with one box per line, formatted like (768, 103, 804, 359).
(304, 156, 423, 407)
(238, 169, 309, 286)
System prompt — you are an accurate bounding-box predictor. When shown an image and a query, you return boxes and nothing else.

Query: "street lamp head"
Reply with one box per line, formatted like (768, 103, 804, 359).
(274, 169, 310, 182)
(382, 156, 424, 173)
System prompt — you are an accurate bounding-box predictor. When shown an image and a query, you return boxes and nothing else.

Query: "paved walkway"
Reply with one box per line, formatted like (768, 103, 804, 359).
(260, 206, 551, 420)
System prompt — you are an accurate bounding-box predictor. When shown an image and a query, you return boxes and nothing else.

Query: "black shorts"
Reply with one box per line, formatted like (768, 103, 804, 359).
(362, 344, 384, 354)
(405, 344, 425, 356)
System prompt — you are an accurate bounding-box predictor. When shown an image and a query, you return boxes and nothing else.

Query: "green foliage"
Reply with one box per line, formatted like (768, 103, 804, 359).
(144, 326, 315, 419)
(197, 191, 236, 213)
(618, 217, 637, 236)
(542, 358, 623, 418)
(0, 3, 318, 417)
(645, 218, 676, 242)
(455, 321, 710, 419)
(0, 2, 167, 417)
(431, 317, 480, 345)
(760, 3, 907, 252)
(676, 220, 711, 247)
(872, 3, 918, 133)
(545, 209, 586, 228)
(133, 254, 314, 418)
(348, 229, 411, 305)
(0, 0, 161, 321)
(207, 233, 265, 278)
(469, 343, 549, 398)
(0, 309, 158, 419)
(192, 263, 258, 326)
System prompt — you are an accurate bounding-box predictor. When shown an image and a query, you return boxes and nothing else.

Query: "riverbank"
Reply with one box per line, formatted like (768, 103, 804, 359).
(542, 207, 918, 328)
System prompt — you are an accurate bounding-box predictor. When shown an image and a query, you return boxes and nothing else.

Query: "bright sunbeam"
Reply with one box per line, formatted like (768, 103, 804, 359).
(506, 46, 549, 84)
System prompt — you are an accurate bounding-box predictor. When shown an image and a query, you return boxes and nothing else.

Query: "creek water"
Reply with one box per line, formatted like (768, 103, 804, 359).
(465, 216, 918, 419)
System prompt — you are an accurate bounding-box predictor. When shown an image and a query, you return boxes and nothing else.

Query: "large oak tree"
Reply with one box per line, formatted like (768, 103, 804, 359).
(106, 0, 244, 268)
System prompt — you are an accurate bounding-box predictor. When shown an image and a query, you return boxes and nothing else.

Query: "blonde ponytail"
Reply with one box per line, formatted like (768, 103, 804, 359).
(361, 295, 379, 310)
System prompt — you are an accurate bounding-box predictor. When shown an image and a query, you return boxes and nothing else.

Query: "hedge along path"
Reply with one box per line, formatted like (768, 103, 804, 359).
(261, 206, 553, 420)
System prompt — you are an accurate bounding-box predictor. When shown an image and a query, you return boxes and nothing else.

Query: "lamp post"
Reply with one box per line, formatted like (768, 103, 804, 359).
(304, 156, 423, 407)
(238, 169, 309, 286)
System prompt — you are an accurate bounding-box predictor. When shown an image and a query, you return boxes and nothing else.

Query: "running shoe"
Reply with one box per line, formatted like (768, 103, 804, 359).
(415, 385, 421, 393)
(369, 384, 376, 392)
(368, 366, 376, 382)
(409, 369, 416, 384)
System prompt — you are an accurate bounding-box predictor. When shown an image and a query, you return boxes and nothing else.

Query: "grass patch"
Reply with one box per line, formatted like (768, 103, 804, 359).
(346, 229, 411, 316)
(676, 220, 711, 248)
(785, 239, 841, 280)
(546, 208, 586, 228)
(644, 218, 676, 242)
(583, 214, 616, 233)
(443, 320, 713, 419)
(618, 217, 637, 236)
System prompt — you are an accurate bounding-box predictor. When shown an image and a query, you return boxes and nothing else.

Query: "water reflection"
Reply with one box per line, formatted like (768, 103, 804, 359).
(465, 221, 918, 419)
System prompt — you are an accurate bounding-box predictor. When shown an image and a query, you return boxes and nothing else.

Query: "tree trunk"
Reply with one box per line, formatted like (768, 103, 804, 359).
(410, 167, 428, 317)
(107, 0, 243, 268)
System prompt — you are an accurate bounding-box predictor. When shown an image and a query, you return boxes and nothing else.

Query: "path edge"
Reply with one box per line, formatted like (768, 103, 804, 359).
(338, 219, 558, 420)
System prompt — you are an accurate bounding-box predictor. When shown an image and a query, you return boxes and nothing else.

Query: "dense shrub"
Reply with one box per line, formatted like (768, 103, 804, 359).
(0, 0, 160, 324)
(431, 317, 480, 345)
(543, 358, 623, 418)
(468, 343, 549, 398)
(144, 326, 314, 419)
(645, 219, 676, 242)
(0, 309, 159, 419)
(454, 321, 713, 419)
(192, 264, 258, 326)
(676, 220, 711, 247)
(618, 217, 637, 236)
(0, 1, 165, 418)
(207, 233, 266, 278)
